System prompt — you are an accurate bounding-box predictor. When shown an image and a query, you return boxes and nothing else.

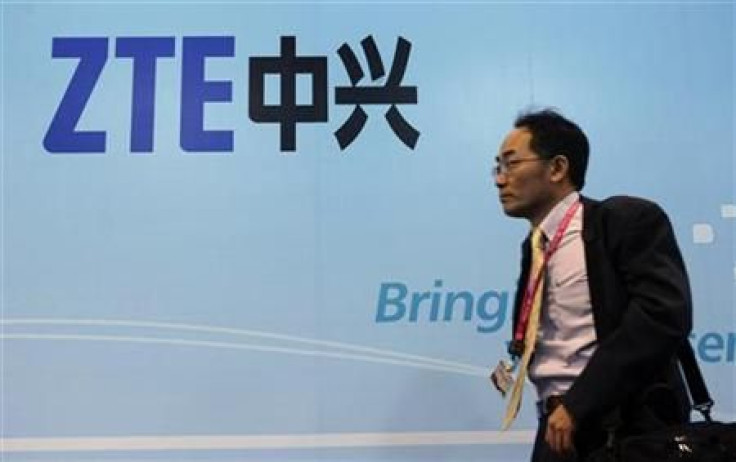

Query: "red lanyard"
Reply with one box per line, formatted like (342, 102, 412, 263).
(512, 200, 581, 347)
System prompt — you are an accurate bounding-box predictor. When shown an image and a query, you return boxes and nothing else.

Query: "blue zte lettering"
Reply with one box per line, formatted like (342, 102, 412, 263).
(180, 37, 234, 152)
(375, 280, 509, 334)
(44, 35, 419, 154)
(44, 37, 108, 153)
(116, 37, 175, 153)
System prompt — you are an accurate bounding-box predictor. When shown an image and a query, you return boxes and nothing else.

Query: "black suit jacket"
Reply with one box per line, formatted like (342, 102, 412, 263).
(511, 195, 693, 430)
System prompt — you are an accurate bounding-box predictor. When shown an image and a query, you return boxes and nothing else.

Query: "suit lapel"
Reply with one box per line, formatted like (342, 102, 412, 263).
(581, 196, 612, 339)
(512, 235, 532, 337)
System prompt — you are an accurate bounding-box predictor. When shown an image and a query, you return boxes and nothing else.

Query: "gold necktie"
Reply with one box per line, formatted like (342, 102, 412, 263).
(502, 227, 545, 430)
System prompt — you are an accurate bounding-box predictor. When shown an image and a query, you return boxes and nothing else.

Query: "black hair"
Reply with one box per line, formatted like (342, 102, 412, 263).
(514, 108, 589, 190)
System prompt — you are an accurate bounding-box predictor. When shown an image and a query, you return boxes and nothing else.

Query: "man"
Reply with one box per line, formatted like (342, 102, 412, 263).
(495, 109, 692, 461)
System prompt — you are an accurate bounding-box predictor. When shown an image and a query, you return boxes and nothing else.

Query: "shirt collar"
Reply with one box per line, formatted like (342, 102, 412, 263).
(537, 191, 580, 240)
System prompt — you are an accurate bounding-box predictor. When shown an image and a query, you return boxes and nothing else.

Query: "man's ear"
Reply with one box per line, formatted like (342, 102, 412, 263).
(550, 155, 570, 184)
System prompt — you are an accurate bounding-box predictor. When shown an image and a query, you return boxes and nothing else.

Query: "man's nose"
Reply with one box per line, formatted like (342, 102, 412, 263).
(494, 172, 506, 188)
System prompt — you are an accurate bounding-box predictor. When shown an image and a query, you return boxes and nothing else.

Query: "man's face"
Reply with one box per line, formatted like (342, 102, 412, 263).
(494, 128, 556, 224)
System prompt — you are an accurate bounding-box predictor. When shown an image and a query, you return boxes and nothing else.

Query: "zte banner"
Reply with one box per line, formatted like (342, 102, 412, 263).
(1, 2, 734, 462)
(43, 35, 418, 153)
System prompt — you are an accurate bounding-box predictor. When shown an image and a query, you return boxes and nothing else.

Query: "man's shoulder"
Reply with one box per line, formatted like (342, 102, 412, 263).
(583, 194, 665, 217)
(582, 195, 670, 236)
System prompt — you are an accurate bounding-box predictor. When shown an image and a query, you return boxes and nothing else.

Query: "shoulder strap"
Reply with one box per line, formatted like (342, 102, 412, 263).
(677, 341, 714, 421)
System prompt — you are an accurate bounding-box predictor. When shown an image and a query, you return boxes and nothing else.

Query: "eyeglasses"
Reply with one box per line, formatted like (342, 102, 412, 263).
(493, 157, 546, 176)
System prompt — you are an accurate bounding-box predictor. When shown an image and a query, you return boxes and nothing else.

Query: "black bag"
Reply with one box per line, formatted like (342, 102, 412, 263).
(587, 343, 736, 462)
(615, 421, 736, 462)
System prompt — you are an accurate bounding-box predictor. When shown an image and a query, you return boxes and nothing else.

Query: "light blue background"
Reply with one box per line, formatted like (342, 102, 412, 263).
(1, 2, 734, 461)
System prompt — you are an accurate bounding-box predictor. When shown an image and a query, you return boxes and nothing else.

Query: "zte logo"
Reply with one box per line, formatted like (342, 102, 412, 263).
(43, 35, 420, 154)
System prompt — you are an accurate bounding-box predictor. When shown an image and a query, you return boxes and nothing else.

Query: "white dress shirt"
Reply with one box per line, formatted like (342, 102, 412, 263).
(529, 191, 598, 400)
